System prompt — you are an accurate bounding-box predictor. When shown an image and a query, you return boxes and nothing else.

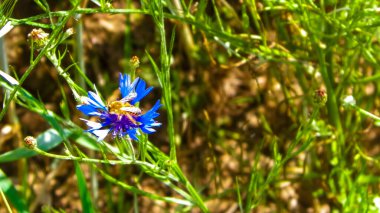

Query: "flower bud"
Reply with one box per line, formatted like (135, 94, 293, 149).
(343, 95, 356, 108)
(130, 56, 140, 69)
(313, 89, 327, 107)
(105, 2, 112, 9)
(27, 28, 50, 50)
(65, 28, 74, 37)
(60, 28, 74, 42)
(24, 136, 37, 149)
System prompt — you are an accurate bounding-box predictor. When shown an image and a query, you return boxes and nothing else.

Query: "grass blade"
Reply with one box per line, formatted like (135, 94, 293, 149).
(74, 161, 95, 213)
(0, 169, 28, 213)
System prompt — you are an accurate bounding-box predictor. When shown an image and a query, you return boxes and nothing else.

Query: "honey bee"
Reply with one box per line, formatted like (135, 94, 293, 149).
(119, 106, 142, 115)
(108, 96, 142, 124)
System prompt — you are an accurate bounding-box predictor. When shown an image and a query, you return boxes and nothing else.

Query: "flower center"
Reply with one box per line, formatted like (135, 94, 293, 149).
(108, 100, 142, 116)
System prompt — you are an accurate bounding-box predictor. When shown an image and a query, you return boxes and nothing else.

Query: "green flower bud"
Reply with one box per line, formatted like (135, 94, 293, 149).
(313, 89, 327, 107)
(130, 56, 140, 69)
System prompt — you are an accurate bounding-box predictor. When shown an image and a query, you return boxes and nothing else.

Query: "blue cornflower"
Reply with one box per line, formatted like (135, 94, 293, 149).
(77, 73, 161, 141)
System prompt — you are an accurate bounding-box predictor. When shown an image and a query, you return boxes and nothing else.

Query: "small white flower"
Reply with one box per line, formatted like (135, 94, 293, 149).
(373, 197, 380, 210)
(343, 95, 356, 107)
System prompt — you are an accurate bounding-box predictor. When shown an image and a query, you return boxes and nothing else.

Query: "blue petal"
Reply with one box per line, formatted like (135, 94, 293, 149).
(87, 91, 107, 110)
(137, 100, 161, 134)
(119, 73, 130, 97)
(138, 100, 161, 123)
(140, 121, 161, 133)
(141, 126, 156, 134)
(131, 79, 153, 104)
(127, 129, 138, 140)
(77, 104, 102, 116)
(119, 73, 139, 98)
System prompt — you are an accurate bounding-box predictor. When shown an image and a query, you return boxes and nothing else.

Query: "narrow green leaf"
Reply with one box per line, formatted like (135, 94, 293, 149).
(0, 128, 66, 163)
(235, 177, 243, 213)
(74, 162, 95, 213)
(0, 0, 18, 27)
(195, 0, 208, 20)
(0, 169, 28, 213)
(70, 131, 101, 151)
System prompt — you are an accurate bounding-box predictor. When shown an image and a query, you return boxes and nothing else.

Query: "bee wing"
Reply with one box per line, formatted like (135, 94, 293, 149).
(120, 106, 141, 115)
(120, 92, 137, 102)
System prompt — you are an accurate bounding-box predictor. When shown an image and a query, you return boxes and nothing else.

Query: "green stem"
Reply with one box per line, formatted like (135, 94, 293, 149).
(150, 1, 177, 162)
(93, 163, 192, 206)
(314, 43, 345, 163)
(0, 1, 81, 121)
(11, 8, 259, 54)
(247, 0, 267, 46)
(172, 163, 209, 212)
(1, 36, 28, 200)
(34, 147, 165, 171)
(210, 0, 224, 31)
(45, 51, 85, 100)
(0, 187, 13, 213)
(74, 13, 86, 87)
(34, 147, 129, 164)
(351, 105, 380, 121)
(34, 147, 191, 206)
(246, 107, 320, 211)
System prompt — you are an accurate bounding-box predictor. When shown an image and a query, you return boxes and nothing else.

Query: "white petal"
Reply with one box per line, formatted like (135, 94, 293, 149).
(0, 21, 13, 38)
(80, 118, 103, 129)
(92, 129, 110, 141)
(0, 71, 19, 86)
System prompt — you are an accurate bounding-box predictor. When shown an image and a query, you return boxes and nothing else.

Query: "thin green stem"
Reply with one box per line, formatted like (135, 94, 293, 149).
(172, 163, 209, 212)
(350, 104, 380, 121)
(93, 163, 192, 206)
(210, 0, 224, 31)
(0, 187, 13, 213)
(10, 8, 260, 54)
(74, 13, 86, 87)
(0, 1, 81, 121)
(0, 36, 28, 201)
(45, 51, 85, 99)
(34, 147, 128, 164)
(149, 1, 177, 162)
(34, 145, 174, 182)
(247, 0, 267, 46)
(246, 106, 320, 211)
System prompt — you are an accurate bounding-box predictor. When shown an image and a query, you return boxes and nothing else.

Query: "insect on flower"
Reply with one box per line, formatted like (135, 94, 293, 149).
(108, 98, 142, 124)
(77, 73, 161, 141)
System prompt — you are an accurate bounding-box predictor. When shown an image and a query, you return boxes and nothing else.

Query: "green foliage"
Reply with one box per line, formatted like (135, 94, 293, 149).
(0, 0, 17, 27)
(0, 169, 28, 213)
(74, 162, 96, 213)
